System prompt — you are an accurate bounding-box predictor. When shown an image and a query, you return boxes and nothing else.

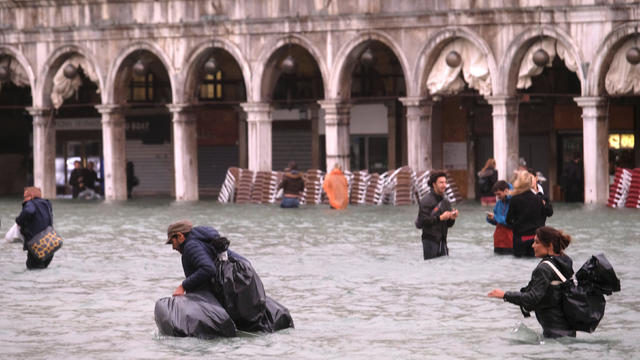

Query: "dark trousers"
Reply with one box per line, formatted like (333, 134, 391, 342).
(513, 233, 535, 257)
(26, 252, 53, 269)
(422, 238, 448, 260)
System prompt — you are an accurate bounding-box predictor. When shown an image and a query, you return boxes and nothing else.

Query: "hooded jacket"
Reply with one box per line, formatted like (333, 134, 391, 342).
(180, 226, 246, 292)
(504, 254, 576, 338)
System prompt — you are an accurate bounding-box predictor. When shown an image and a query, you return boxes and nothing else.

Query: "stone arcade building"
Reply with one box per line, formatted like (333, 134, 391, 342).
(0, 1, 639, 203)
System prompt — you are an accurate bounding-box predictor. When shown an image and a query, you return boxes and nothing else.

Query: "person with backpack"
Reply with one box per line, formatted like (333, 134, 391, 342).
(487, 226, 576, 338)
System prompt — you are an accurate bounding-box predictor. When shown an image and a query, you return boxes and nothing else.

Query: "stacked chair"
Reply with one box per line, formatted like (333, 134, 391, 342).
(607, 167, 632, 208)
(219, 167, 464, 206)
(624, 168, 640, 209)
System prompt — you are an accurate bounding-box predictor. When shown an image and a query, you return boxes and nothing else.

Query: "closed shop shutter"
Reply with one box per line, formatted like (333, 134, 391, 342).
(272, 123, 312, 171)
(198, 145, 239, 195)
(126, 140, 173, 195)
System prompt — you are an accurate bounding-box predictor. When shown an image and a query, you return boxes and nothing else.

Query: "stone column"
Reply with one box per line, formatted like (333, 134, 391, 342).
(386, 100, 397, 170)
(236, 105, 248, 169)
(96, 104, 127, 200)
(27, 107, 56, 198)
(168, 104, 199, 201)
(399, 97, 432, 172)
(309, 104, 320, 169)
(574, 97, 609, 204)
(318, 99, 350, 171)
(487, 96, 519, 181)
(240, 102, 272, 171)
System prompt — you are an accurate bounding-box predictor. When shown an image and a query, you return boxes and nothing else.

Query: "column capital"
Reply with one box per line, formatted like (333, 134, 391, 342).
(573, 96, 607, 109)
(26, 107, 51, 117)
(240, 101, 271, 113)
(399, 96, 432, 108)
(95, 104, 126, 115)
(167, 103, 193, 114)
(485, 95, 519, 106)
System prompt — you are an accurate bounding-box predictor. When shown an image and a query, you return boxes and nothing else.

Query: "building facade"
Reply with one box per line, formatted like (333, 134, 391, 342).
(0, 0, 638, 203)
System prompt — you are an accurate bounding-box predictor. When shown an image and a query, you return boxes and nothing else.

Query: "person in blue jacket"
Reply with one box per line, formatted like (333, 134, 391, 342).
(166, 220, 247, 296)
(15, 186, 55, 269)
(486, 180, 513, 254)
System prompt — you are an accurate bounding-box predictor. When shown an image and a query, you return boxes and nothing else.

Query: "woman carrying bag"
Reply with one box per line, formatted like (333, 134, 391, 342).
(15, 187, 60, 269)
(488, 226, 576, 338)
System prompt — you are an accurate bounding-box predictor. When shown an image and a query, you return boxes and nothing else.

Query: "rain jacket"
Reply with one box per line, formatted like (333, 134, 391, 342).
(504, 254, 576, 338)
(414, 191, 455, 259)
(180, 226, 246, 292)
(486, 196, 511, 227)
(322, 168, 349, 209)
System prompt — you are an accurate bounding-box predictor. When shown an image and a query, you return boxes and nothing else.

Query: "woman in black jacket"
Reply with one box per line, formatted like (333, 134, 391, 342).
(488, 226, 576, 338)
(506, 171, 546, 257)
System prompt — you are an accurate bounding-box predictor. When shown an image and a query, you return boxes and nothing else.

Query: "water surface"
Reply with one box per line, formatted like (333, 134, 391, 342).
(1, 198, 638, 359)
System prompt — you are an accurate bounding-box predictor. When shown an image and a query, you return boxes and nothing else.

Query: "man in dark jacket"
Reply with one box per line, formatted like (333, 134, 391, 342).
(166, 220, 246, 296)
(415, 171, 459, 260)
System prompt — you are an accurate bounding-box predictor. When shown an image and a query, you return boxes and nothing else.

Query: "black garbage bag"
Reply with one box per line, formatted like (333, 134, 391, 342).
(213, 252, 266, 330)
(257, 296, 295, 332)
(154, 290, 236, 339)
(561, 254, 621, 333)
(576, 254, 621, 295)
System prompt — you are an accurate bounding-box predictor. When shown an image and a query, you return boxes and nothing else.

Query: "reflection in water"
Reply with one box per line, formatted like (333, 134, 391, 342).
(0, 198, 639, 359)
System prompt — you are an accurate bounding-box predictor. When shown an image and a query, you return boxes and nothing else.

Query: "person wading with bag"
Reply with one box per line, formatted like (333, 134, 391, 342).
(15, 187, 59, 269)
(488, 226, 576, 338)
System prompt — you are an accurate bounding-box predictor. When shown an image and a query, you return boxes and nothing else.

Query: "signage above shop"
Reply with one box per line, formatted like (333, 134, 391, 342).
(55, 117, 101, 130)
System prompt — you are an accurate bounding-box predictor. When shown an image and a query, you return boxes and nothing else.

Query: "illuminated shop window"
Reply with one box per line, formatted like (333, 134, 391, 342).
(199, 70, 223, 100)
(609, 134, 635, 149)
(130, 73, 154, 102)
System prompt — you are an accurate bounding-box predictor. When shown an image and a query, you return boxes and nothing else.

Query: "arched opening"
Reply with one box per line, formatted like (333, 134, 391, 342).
(601, 35, 640, 182)
(345, 40, 406, 174)
(262, 44, 324, 171)
(0, 55, 32, 195)
(516, 38, 581, 199)
(52, 58, 103, 198)
(424, 37, 493, 199)
(188, 48, 247, 197)
(114, 50, 173, 196)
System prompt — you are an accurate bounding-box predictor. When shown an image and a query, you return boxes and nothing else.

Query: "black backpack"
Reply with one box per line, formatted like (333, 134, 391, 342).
(544, 254, 621, 333)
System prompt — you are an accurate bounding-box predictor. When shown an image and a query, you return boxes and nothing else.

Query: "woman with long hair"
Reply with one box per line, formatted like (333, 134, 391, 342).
(506, 171, 546, 257)
(477, 158, 498, 206)
(488, 226, 575, 338)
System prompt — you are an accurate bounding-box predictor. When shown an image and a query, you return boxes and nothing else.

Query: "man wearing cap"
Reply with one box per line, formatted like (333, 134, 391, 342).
(166, 220, 246, 296)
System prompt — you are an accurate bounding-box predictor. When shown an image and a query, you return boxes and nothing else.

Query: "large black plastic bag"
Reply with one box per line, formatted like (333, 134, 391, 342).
(258, 296, 295, 332)
(154, 290, 236, 338)
(214, 253, 266, 330)
(562, 254, 621, 333)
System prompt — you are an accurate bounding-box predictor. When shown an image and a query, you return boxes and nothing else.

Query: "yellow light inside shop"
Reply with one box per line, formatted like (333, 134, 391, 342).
(620, 134, 634, 149)
(609, 134, 620, 149)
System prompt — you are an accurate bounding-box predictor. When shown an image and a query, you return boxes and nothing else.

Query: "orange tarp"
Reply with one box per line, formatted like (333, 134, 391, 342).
(322, 168, 349, 209)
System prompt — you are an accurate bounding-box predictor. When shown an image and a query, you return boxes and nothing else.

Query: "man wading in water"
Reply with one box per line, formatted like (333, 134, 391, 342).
(415, 171, 459, 260)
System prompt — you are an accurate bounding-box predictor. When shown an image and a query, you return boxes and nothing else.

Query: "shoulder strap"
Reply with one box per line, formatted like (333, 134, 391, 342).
(542, 260, 566, 282)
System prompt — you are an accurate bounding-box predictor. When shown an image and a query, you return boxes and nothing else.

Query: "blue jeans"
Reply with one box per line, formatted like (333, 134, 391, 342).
(281, 197, 300, 208)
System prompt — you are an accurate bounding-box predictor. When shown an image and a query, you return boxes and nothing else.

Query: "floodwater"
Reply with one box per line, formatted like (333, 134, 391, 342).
(0, 198, 639, 359)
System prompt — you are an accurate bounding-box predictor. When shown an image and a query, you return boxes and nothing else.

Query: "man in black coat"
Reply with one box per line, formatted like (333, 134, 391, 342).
(166, 220, 246, 296)
(415, 171, 459, 260)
